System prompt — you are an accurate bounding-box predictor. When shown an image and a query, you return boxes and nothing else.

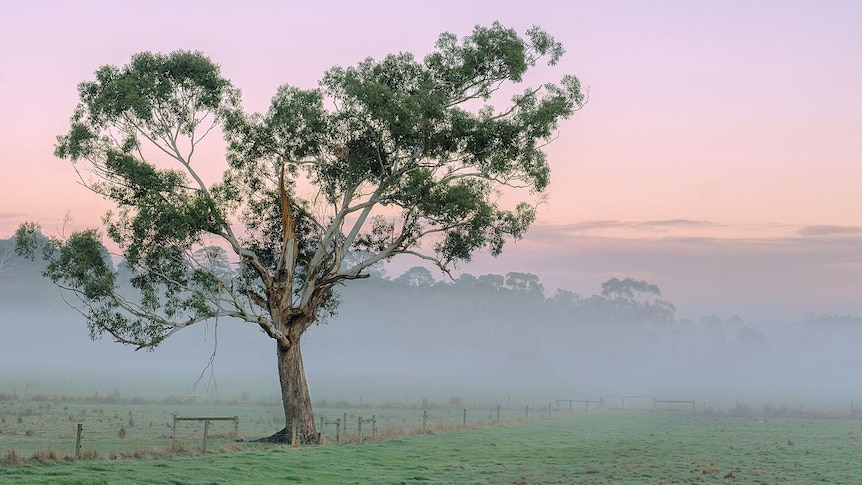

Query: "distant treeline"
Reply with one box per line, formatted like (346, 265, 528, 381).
(365, 266, 678, 328)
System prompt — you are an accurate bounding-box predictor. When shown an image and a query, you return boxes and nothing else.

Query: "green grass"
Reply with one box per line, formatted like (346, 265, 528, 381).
(0, 398, 528, 456)
(3, 412, 862, 484)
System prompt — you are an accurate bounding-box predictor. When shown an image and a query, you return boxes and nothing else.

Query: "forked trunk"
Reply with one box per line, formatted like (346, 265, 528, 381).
(256, 337, 316, 444)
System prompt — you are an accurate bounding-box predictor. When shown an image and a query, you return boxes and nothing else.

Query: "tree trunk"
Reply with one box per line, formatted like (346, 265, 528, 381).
(278, 336, 316, 443)
(256, 336, 316, 444)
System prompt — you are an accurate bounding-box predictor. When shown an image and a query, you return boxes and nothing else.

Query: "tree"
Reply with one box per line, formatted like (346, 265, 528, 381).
(504, 271, 544, 296)
(478, 273, 506, 290)
(17, 23, 583, 443)
(601, 277, 661, 302)
(599, 277, 676, 326)
(394, 266, 436, 287)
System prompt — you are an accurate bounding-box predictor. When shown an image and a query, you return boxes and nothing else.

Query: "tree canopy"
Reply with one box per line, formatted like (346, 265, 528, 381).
(20, 22, 583, 351)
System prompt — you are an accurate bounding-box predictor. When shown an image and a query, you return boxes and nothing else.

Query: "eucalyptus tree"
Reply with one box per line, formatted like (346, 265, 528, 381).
(17, 22, 583, 442)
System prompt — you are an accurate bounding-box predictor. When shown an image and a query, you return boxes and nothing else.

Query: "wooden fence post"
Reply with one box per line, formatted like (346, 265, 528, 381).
(336, 419, 341, 445)
(233, 416, 239, 438)
(75, 424, 82, 459)
(319, 417, 326, 445)
(422, 411, 427, 433)
(202, 419, 210, 453)
(358, 417, 364, 444)
(371, 415, 377, 440)
(172, 414, 177, 439)
(463, 409, 467, 429)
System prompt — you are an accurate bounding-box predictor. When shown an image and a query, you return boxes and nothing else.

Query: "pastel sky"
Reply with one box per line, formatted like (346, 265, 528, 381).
(1, 0, 860, 321)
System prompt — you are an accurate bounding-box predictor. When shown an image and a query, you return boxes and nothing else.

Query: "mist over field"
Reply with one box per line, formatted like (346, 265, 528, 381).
(2, 238, 861, 413)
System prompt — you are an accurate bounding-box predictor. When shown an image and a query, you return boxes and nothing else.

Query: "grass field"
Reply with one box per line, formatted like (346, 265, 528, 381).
(0, 397, 530, 456)
(4, 401, 862, 484)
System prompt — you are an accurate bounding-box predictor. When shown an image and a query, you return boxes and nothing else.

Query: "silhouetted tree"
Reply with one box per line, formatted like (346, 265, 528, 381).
(394, 266, 436, 287)
(504, 271, 545, 297)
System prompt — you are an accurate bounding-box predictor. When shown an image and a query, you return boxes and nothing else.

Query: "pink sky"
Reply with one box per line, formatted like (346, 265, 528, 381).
(1, 0, 861, 321)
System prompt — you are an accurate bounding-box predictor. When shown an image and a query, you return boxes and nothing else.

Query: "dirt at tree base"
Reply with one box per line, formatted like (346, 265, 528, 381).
(252, 427, 316, 444)
(252, 427, 290, 443)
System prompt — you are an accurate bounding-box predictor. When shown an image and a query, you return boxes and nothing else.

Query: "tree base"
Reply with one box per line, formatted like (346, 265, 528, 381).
(252, 427, 290, 443)
(252, 427, 317, 445)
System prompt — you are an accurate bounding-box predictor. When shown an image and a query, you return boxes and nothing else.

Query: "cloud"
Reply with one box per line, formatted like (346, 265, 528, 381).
(455, 219, 862, 323)
(798, 225, 862, 237)
(554, 219, 719, 234)
(530, 219, 802, 246)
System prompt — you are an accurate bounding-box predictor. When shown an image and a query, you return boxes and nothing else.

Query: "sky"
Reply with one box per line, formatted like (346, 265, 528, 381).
(1, 0, 861, 322)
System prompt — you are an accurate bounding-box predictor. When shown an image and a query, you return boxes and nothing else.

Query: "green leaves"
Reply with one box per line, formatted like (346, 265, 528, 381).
(43, 229, 116, 300)
(58, 51, 239, 164)
(87, 51, 234, 129)
(42, 23, 581, 349)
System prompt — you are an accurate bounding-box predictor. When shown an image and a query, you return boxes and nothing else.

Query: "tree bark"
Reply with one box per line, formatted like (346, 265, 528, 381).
(254, 335, 316, 444)
(278, 336, 316, 444)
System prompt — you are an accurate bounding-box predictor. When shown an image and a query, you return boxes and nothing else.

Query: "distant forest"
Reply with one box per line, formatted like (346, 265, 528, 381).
(4, 236, 862, 395)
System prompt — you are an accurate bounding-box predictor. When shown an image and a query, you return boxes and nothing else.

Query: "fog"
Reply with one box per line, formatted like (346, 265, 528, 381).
(2, 249, 862, 414)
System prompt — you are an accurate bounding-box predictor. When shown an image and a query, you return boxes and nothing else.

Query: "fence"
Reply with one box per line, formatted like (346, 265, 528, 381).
(171, 415, 239, 452)
(553, 396, 697, 413)
(10, 393, 862, 460)
(556, 399, 600, 411)
(311, 404, 563, 446)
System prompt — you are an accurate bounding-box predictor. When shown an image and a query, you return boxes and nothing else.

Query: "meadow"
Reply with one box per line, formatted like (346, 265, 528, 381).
(3, 396, 862, 484)
(0, 395, 533, 456)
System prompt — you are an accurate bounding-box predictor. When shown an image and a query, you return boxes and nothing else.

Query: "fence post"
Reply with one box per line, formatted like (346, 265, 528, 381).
(343, 413, 348, 434)
(202, 419, 210, 453)
(319, 417, 326, 445)
(496, 405, 500, 423)
(75, 424, 83, 459)
(233, 416, 239, 438)
(358, 417, 364, 444)
(422, 410, 427, 433)
(463, 408, 467, 429)
(336, 418, 341, 445)
(372, 415, 377, 440)
(172, 414, 177, 439)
